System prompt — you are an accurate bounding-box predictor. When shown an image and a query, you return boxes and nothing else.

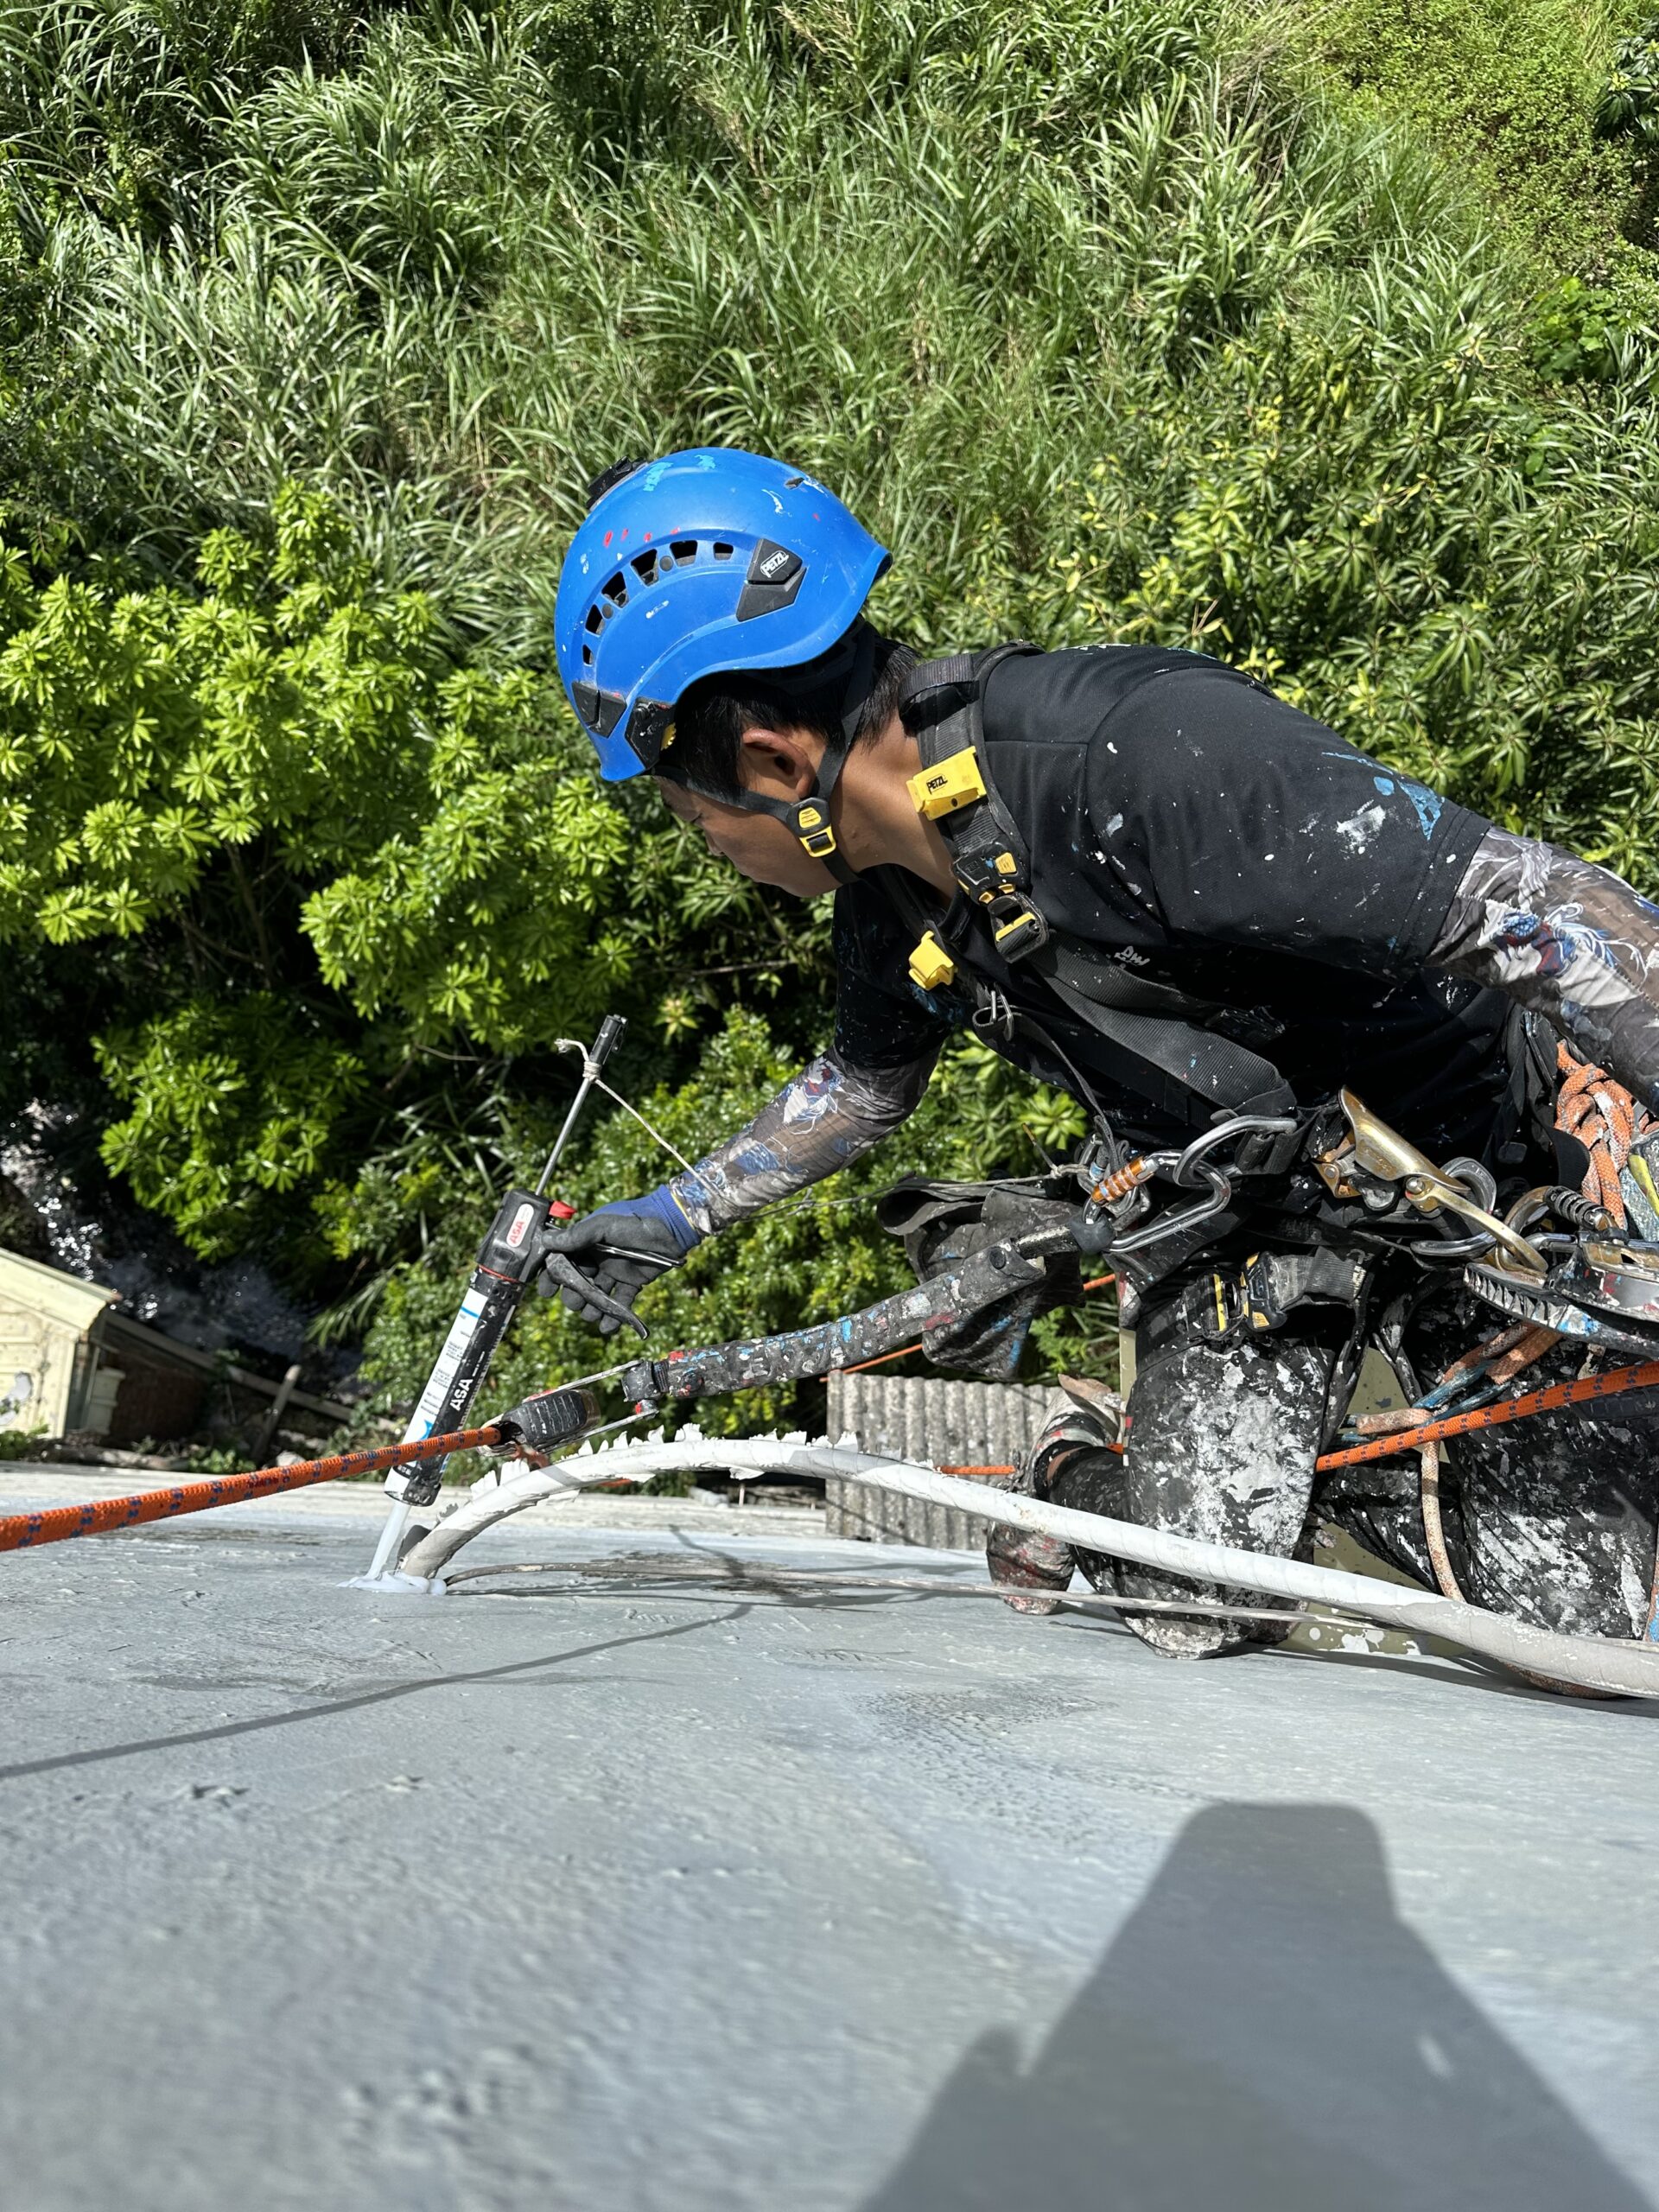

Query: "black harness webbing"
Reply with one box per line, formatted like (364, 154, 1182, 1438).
(898, 647, 1297, 1123)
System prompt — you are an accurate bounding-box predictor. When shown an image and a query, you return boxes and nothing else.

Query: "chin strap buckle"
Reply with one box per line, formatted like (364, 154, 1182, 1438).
(788, 797, 838, 859)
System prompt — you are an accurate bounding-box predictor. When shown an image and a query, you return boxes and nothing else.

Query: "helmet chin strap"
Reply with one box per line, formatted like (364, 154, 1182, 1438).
(672, 622, 880, 887)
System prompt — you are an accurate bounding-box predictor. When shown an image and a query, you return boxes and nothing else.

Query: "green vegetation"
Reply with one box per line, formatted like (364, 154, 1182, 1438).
(1308, 0, 1643, 276)
(4, 0, 1659, 1429)
(1304, 0, 1659, 372)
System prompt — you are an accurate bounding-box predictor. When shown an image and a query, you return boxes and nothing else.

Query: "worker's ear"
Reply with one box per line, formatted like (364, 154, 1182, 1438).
(735, 722, 821, 800)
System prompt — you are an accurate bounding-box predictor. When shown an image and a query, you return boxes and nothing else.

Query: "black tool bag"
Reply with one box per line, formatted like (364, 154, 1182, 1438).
(875, 1177, 1088, 1379)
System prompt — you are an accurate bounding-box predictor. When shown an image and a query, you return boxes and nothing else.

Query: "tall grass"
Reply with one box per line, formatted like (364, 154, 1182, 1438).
(34, 0, 1659, 857)
(36, 0, 1509, 640)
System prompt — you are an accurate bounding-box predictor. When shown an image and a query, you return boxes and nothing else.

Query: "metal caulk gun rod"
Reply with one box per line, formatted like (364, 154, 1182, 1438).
(536, 1015, 626, 1196)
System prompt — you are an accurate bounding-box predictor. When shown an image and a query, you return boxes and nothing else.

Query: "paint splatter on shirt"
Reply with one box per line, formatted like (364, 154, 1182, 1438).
(833, 652, 1498, 1157)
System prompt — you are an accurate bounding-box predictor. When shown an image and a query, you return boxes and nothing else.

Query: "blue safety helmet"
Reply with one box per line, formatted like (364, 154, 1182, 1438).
(554, 448, 890, 785)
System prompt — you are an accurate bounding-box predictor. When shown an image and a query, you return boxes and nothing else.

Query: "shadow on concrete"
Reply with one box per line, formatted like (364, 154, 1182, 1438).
(863, 1803, 1643, 2212)
(0, 1607, 747, 1783)
(464, 1555, 1594, 1707)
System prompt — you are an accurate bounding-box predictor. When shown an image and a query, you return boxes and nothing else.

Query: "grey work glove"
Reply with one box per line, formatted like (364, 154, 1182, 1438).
(536, 1186, 701, 1335)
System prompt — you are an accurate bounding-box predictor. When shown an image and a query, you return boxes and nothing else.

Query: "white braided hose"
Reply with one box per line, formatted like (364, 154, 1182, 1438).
(398, 1438, 860, 1581)
(393, 1438, 1659, 1698)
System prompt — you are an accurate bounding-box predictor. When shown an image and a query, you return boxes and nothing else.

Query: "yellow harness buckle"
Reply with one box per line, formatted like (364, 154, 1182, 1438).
(791, 801, 837, 859)
(907, 748, 988, 821)
(907, 931, 957, 991)
(991, 904, 1046, 959)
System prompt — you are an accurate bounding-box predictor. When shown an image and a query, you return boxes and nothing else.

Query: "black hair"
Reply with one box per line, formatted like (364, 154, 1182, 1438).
(662, 628, 916, 800)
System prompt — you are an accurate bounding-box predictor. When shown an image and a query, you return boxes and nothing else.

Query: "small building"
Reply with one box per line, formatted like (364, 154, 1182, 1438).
(0, 1249, 121, 1436)
(0, 1246, 350, 1447)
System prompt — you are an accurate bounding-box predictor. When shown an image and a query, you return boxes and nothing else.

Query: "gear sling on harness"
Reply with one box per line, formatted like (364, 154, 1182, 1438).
(896, 646, 1296, 1126)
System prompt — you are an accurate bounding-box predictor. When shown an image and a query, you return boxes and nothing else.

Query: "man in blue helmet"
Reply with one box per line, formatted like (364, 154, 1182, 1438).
(544, 447, 1659, 1662)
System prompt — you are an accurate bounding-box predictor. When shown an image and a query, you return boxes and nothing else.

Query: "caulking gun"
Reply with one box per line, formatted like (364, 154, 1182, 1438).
(364, 1014, 627, 1580)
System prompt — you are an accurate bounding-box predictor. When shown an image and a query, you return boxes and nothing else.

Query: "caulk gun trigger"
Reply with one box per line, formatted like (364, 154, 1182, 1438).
(539, 1249, 651, 1338)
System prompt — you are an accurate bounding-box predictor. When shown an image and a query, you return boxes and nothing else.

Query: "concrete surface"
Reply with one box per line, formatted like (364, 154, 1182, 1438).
(1, 1478, 1656, 2211)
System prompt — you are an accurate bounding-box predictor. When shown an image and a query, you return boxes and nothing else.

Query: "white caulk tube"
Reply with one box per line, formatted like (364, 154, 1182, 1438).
(395, 1439, 1659, 1699)
(365, 1290, 497, 1577)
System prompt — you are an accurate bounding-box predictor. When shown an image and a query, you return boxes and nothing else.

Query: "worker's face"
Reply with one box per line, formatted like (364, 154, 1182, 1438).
(656, 725, 837, 897)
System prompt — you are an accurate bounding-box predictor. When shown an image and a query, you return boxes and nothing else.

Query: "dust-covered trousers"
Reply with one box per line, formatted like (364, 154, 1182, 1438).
(1046, 1259, 1659, 1659)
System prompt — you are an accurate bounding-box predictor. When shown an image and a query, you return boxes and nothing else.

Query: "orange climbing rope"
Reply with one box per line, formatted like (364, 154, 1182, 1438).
(0, 1427, 501, 1555)
(1314, 1360, 1659, 1471)
(1555, 1041, 1655, 1228)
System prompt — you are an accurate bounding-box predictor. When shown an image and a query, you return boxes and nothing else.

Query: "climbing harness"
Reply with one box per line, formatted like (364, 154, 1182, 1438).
(900, 646, 1052, 968)
(893, 645, 1297, 1125)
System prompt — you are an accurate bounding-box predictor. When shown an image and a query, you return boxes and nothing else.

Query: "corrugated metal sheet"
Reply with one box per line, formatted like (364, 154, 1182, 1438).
(823, 1372, 1061, 1551)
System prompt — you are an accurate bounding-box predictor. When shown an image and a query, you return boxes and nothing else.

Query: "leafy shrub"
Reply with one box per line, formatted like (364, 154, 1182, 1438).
(96, 996, 365, 1261)
(1596, 16, 1659, 149)
(1305, 0, 1645, 280)
(1530, 275, 1629, 380)
(1037, 267, 1659, 890)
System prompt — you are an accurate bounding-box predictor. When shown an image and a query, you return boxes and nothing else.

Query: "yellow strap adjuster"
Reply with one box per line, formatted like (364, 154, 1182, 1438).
(791, 800, 837, 859)
(907, 747, 988, 821)
(907, 930, 957, 990)
(991, 903, 1046, 958)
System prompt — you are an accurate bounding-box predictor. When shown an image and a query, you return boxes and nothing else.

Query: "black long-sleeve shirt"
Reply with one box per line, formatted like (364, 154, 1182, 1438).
(668, 650, 1659, 1236)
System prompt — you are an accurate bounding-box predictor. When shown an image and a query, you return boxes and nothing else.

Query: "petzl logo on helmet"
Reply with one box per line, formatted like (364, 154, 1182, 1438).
(757, 546, 795, 579)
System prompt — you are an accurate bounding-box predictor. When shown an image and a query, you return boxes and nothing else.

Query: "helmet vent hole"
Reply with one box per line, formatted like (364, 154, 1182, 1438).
(584, 606, 603, 634)
(671, 538, 698, 563)
(582, 644, 593, 664)
(601, 573, 628, 607)
(712, 541, 734, 560)
(630, 550, 658, 585)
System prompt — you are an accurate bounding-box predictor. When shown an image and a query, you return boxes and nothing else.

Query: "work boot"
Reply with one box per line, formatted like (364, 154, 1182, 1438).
(987, 1393, 1124, 1615)
(1079, 1335, 1332, 1659)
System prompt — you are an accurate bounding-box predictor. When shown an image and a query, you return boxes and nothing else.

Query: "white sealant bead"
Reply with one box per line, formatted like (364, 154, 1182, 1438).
(341, 1571, 442, 1596)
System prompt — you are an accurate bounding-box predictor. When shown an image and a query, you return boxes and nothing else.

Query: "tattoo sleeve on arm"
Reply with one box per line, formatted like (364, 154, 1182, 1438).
(1430, 828, 1659, 1107)
(664, 1046, 939, 1238)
